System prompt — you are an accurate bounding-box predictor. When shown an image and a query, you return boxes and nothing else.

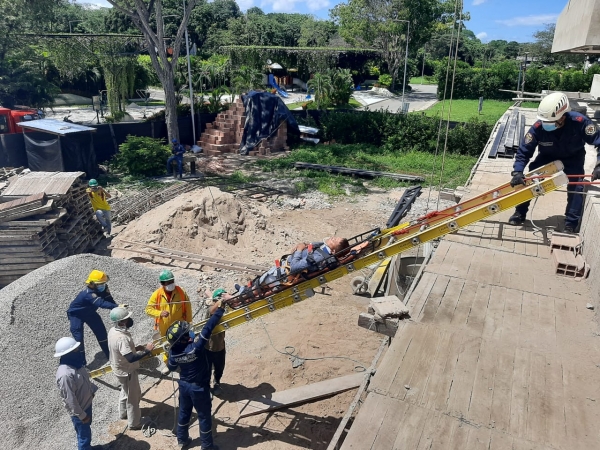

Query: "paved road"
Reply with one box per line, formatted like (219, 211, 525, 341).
(359, 84, 438, 113)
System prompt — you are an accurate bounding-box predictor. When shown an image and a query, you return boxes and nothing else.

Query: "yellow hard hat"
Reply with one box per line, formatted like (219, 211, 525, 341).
(86, 270, 109, 284)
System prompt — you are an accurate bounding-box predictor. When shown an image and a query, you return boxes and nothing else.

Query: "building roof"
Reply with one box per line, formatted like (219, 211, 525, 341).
(16, 119, 96, 136)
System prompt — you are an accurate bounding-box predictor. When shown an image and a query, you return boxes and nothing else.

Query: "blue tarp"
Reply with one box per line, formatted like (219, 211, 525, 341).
(239, 91, 299, 155)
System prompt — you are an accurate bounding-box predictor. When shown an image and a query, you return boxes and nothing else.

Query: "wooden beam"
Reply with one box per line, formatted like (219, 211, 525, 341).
(358, 313, 401, 338)
(237, 372, 365, 419)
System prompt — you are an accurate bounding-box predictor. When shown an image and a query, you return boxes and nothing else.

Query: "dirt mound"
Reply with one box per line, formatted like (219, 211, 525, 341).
(114, 188, 301, 269)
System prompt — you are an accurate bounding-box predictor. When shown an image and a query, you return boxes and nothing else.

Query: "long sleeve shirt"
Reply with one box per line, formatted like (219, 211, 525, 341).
(56, 363, 98, 420)
(514, 111, 600, 173)
(167, 308, 224, 385)
(145, 286, 191, 335)
(172, 144, 185, 157)
(67, 288, 117, 318)
(288, 242, 332, 274)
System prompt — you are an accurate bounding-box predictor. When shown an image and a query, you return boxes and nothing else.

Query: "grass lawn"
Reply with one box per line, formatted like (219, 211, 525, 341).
(422, 99, 516, 123)
(256, 144, 477, 196)
(285, 98, 361, 111)
(410, 76, 437, 85)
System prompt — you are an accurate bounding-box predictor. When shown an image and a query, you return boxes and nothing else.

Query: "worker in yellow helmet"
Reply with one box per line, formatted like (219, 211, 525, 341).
(145, 269, 192, 374)
(67, 270, 120, 366)
(87, 179, 112, 238)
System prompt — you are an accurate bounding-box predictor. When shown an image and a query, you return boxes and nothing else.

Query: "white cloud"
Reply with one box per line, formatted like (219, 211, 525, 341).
(472, 0, 487, 5)
(476, 32, 488, 40)
(236, 0, 255, 11)
(307, 0, 330, 11)
(496, 14, 559, 27)
(260, 0, 329, 12)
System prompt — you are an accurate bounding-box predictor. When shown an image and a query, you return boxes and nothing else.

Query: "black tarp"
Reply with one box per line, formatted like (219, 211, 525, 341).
(0, 133, 28, 168)
(239, 91, 299, 155)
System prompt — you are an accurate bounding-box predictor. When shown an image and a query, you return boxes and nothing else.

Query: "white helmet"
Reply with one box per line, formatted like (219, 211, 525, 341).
(54, 337, 81, 357)
(537, 92, 570, 122)
(110, 307, 132, 322)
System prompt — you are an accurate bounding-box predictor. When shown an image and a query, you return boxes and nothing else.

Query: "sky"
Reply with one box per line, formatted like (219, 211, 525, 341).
(76, 0, 569, 43)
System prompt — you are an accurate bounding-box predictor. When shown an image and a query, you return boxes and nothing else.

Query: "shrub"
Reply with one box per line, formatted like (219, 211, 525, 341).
(378, 74, 393, 87)
(113, 136, 171, 177)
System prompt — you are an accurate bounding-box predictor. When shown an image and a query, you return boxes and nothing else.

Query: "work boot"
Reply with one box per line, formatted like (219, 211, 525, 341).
(508, 212, 525, 226)
(212, 382, 223, 397)
(178, 437, 193, 449)
(563, 225, 576, 233)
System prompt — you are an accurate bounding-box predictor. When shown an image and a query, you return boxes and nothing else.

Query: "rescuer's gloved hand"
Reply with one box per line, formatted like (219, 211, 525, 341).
(592, 164, 600, 181)
(510, 171, 525, 187)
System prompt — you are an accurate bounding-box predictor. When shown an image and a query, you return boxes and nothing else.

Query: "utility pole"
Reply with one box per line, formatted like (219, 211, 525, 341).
(520, 52, 529, 98)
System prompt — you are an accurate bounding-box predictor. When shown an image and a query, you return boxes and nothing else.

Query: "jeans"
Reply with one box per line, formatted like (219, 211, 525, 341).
(177, 380, 213, 448)
(515, 155, 585, 228)
(95, 209, 111, 234)
(117, 372, 142, 428)
(207, 349, 226, 384)
(68, 312, 110, 366)
(167, 155, 183, 176)
(71, 406, 93, 450)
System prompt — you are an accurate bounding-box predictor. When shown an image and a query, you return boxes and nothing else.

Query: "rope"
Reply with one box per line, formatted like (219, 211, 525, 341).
(436, 3, 464, 211)
(258, 319, 367, 372)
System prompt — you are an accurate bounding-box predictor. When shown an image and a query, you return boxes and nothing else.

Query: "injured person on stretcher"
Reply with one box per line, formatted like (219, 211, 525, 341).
(232, 237, 350, 304)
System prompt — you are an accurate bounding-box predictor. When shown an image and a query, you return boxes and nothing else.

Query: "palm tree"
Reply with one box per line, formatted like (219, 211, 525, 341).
(307, 73, 333, 109)
(231, 65, 262, 96)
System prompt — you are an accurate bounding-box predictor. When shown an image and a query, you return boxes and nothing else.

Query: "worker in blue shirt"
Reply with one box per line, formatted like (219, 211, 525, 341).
(509, 92, 600, 233)
(166, 304, 225, 450)
(167, 138, 186, 179)
(67, 270, 118, 366)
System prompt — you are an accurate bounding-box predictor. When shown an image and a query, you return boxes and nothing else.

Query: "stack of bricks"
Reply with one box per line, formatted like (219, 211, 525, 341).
(198, 97, 289, 157)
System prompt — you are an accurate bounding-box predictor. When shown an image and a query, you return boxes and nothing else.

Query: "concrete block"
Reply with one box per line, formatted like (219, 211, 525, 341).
(357, 313, 400, 338)
(368, 295, 410, 318)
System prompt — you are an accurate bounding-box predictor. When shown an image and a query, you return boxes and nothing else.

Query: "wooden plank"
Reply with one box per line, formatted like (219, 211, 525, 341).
(466, 283, 491, 335)
(526, 352, 547, 443)
(406, 271, 437, 318)
(490, 348, 516, 433)
(370, 322, 420, 396)
(520, 291, 539, 351)
(544, 355, 566, 448)
(467, 338, 497, 427)
(428, 413, 456, 450)
(465, 423, 492, 450)
(446, 335, 482, 419)
(237, 372, 364, 418)
(432, 276, 464, 326)
(536, 293, 556, 354)
(369, 397, 410, 449)
(338, 393, 389, 449)
(451, 280, 478, 328)
(357, 313, 400, 338)
(391, 402, 430, 449)
(415, 408, 443, 450)
(500, 287, 523, 350)
(510, 347, 531, 438)
(482, 285, 507, 341)
(418, 274, 451, 323)
(489, 429, 514, 450)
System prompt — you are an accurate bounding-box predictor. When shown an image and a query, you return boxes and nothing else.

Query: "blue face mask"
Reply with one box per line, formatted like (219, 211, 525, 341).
(96, 284, 106, 293)
(542, 122, 558, 132)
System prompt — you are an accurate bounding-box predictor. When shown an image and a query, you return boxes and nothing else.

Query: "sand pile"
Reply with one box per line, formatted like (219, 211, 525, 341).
(114, 188, 303, 269)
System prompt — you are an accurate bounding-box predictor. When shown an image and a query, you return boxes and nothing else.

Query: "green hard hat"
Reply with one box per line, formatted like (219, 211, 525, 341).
(212, 288, 226, 299)
(110, 307, 132, 322)
(159, 269, 175, 282)
(89, 179, 98, 187)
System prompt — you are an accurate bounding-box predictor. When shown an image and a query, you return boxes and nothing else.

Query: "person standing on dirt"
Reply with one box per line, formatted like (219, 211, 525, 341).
(67, 270, 119, 366)
(108, 307, 155, 431)
(166, 303, 225, 450)
(167, 138, 186, 179)
(204, 288, 229, 397)
(508, 92, 600, 233)
(145, 269, 192, 375)
(54, 336, 100, 450)
(87, 179, 112, 238)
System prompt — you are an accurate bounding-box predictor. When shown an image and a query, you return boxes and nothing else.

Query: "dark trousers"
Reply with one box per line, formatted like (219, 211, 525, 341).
(167, 155, 183, 176)
(68, 312, 110, 365)
(71, 406, 93, 450)
(515, 155, 585, 228)
(207, 349, 226, 384)
(177, 380, 213, 448)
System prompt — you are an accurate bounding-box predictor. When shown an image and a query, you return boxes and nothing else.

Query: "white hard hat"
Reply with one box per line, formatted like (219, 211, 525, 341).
(54, 337, 81, 357)
(537, 92, 570, 122)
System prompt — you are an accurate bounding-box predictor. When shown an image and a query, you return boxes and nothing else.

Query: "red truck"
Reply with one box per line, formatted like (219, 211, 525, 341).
(0, 107, 44, 134)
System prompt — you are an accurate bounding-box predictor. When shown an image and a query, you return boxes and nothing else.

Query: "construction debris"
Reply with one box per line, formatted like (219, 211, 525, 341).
(0, 171, 104, 287)
(488, 109, 525, 159)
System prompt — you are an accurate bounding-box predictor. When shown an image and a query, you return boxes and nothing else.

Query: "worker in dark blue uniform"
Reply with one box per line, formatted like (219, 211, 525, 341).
(166, 302, 225, 450)
(167, 138, 186, 179)
(509, 92, 600, 232)
(67, 270, 118, 366)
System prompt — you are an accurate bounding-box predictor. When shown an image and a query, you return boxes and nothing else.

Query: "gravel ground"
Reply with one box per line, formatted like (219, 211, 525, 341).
(0, 254, 202, 450)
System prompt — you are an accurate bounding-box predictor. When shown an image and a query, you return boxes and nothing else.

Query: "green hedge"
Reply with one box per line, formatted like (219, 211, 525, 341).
(437, 62, 600, 100)
(316, 110, 492, 157)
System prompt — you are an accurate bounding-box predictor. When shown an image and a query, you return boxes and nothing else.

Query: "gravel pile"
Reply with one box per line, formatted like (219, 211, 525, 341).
(0, 253, 201, 449)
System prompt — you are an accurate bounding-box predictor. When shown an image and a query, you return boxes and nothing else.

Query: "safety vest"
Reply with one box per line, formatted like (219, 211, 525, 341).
(152, 286, 188, 331)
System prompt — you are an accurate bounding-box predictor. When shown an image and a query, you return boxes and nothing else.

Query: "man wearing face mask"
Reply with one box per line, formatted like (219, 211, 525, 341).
(145, 269, 192, 374)
(508, 92, 600, 233)
(108, 307, 155, 430)
(67, 270, 121, 366)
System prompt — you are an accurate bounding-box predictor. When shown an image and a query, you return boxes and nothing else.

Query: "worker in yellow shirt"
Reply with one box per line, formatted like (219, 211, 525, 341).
(87, 179, 112, 238)
(145, 269, 192, 374)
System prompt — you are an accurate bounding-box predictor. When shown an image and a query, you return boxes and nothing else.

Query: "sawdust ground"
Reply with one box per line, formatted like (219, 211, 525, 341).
(102, 188, 436, 449)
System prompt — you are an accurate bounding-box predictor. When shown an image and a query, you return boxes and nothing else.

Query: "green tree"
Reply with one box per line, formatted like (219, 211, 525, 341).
(307, 73, 333, 109)
(299, 19, 337, 47)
